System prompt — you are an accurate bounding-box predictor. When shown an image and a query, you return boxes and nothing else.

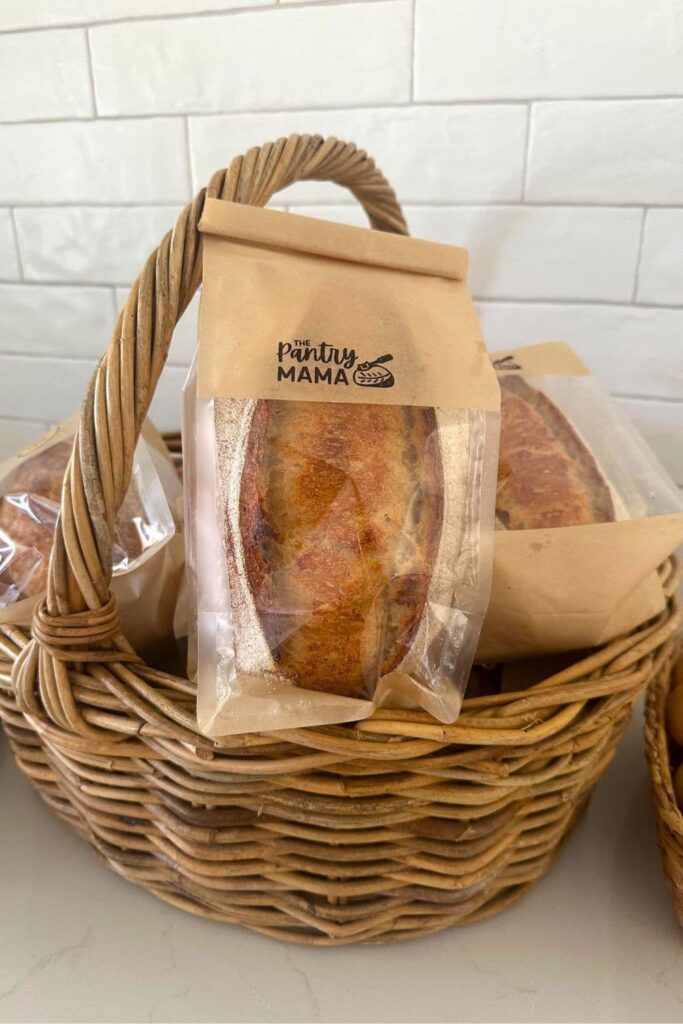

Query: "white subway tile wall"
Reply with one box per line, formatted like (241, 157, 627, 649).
(290, 204, 644, 302)
(0, 355, 97, 421)
(0, 1, 269, 32)
(406, 206, 643, 302)
(89, 3, 412, 115)
(0, 0, 681, 486)
(638, 209, 683, 305)
(0, 417, 54, 457)
(0, 119, 190, 204)
(415, 0, 683, 101)
(0, 284, 116, 359)
(527, 100, 683, 204)
(14, 206, 183, 283)
(189, 106, 528, 202)
(476, 301, 683, 404)
(0, 212, 21, 280)
(0, 29, 93, 121)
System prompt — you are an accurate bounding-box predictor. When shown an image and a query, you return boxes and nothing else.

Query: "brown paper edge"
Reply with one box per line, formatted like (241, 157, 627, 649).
(476, 513, 683, 662)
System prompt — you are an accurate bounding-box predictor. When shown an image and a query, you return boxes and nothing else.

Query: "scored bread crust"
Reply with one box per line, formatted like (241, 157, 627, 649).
(0, 441, 69, 598)
(497, 376, 615, 530)
(0, 441, 147, 602)
(237, 400, 444, 698)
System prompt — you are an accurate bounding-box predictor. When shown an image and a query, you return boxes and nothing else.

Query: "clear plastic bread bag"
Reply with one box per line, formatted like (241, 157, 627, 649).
(184, 202, 501, 737)
(0, 416, 184, 662)
(476, 341, 683, 662)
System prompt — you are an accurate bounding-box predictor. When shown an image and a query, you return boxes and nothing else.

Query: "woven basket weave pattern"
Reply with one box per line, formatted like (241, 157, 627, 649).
(0, 135, 681, 944)
(646, 650, 683, 926)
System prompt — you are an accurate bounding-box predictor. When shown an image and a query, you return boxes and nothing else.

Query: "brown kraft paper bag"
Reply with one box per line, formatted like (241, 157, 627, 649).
(185, 200, 501, 736)
(477, 341, 683, 662)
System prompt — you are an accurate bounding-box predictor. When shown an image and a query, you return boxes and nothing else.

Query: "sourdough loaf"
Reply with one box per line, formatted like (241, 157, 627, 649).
(496, 376, 615, 530)
(0, 441, 68, 600)
(0, 441, 147, 603)
(224, 399, 444, 699)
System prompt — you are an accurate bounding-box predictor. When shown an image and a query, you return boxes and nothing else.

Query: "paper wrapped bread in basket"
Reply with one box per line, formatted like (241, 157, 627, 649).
(0, 135, 680, 945)
(480, 341, 683, 662)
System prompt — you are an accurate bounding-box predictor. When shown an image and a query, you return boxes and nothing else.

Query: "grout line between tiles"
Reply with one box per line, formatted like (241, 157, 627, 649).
(611, 392, 683, 406)
(0, 410, 52, 421)
(83, 27, 99, 117)
(521, 103, 532, 200)
(7, 94, 683, 128)
(7, 210, 25, 281)
(183, 116, 194, 197)
(631, 208, 648, 303)
(0, 0, 377, 35)
(409, 0, 417, 104)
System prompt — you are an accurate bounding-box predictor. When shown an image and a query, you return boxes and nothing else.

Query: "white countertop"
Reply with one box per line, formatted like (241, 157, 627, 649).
(2, 702, 683, 1024)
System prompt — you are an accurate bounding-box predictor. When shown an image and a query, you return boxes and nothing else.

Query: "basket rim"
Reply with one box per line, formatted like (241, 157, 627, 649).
(646, 643, 683, 842)
(2, 556, 680, 753)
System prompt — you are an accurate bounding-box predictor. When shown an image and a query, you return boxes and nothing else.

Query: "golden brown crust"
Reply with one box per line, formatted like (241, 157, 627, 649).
(0, 442, 70, 598)
(497, 376, 615, 530)
(0, 441, 146, 602)
(238, 400, 444, 698)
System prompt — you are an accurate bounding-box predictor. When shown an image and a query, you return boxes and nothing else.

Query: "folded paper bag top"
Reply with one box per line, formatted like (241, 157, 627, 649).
(185, 200, 501, 736)
(199, 198, 469, 279)
(197, 200, 497, 413)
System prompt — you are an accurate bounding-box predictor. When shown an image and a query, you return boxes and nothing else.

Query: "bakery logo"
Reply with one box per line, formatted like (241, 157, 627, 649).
(277, 340, 395, 389)
(493, 354, 522, 371)
(353, 354, 395, 388)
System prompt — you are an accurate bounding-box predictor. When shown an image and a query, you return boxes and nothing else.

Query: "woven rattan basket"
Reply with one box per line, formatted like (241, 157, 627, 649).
(646, 650, 683, 925)
(0, 135, 681, 945)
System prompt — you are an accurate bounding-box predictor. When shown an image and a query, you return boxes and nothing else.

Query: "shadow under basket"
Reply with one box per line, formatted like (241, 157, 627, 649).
(0, 134, 682, 945)
(646, 650, 683, 927)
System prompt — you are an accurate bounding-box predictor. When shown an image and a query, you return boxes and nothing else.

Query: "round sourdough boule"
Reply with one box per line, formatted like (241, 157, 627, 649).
(237, 399, 444, 699)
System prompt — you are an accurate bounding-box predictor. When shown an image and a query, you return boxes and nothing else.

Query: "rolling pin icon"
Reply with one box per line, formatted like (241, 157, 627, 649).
(353, 353, 395, 388)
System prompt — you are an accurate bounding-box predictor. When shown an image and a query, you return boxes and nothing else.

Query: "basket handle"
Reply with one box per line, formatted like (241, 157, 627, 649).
(13, 135, 408, 715)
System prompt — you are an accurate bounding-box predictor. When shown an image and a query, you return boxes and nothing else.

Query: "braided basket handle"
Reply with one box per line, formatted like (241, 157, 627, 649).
(44, 135, 408, 640)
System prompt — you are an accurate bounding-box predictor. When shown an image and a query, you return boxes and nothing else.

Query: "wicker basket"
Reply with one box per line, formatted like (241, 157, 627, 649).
(0, 134, 681, 945)
(646, 650, 683, 925)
